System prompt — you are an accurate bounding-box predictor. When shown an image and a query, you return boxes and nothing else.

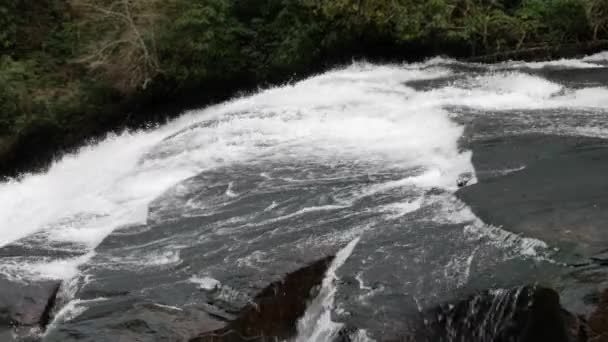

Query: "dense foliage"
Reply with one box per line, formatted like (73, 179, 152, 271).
(1, 0, 608, 174)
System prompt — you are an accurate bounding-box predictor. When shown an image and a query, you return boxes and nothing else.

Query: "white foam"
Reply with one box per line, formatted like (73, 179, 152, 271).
(428, 195, 549, 258)
(478, 73, 563, 97)
(416, 71, 608, 112)
(235, 250, 269, 269)
(571, 125, 608, 139)
(45, 297, 108, 335)
(350, 329, 376, 342)
(4, 56, 606, 283)
(225, 182, 238, 197)
(422, 72, 563, 110)
(444, 247, 477, 287)
(153, 303, 183, 311)
(294, 237, 360, 342)
(0, 253, 94, 281)
(263, 201, 279, 211)
(379, 198, 423, 219)
(464, 223, 549, 257)
(189, 276, 221, 290)
(363, 168, 470, 197)
(355, 272, 373, 291)
(556, 87, 608, 108)
(4, 56, 605, 341)
(496, 166, 526, 176)
(0, 63, 462, 280)
(190, 275, 253, 305)
(583, 51, 608, 62)
(417, 53, 606, 70)
(509, 59, 602, 69)
(119, 250, 182, 267)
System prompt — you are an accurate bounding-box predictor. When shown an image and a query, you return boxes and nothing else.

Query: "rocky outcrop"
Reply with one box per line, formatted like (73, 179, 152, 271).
(189, 279, 605, 342)
(0, 277, 61, 340)
(44, 299, 227, 342)
(191, 256, 334, 342)
(588, 289, 608, 341)
(457, 134, 608, 259)
(408, 286, 587, 342)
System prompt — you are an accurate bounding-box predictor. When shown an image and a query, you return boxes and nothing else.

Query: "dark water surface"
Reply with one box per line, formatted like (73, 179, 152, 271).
(1, 53, 608, 341)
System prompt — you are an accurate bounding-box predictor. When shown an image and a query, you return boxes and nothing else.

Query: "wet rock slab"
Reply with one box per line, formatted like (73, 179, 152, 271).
(405, 286, 586, 342)
(588, 288, 608, 341)
(45, 299, 226, 342)
(0, 277, 61, 340)
(452, 133, 608, 341)
(42, 256, 333, 342)
(534, 67, 608, 88)
(191, 256, 334, 342)
(457, 134, 608, 259)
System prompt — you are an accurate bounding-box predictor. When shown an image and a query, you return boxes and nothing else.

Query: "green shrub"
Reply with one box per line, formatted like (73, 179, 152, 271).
(518, 0, 591, 44)
(0, 57, 36, 134)
(0, 2, 18, 52)
(586, 0, 608, 40)
(158, 0, 246, 84)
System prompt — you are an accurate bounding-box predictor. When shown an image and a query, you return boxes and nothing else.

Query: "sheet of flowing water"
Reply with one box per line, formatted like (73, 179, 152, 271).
(1, 52, 608, 341)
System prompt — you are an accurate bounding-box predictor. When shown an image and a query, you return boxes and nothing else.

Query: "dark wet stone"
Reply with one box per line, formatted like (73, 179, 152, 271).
(457, 134, 608, 258)
(0, 244, 83, 259)
(532, 67, 608, 88)
(588, 289, 608, 341)
(0, 278, 61, 329)
(191, 256, 334, 342)
(457, 173, 473, 188)
(0, 329, 15, 341)
(45, 300, 225, 342)
(39, 283, 61, 331)
(409, 286, 585, 342)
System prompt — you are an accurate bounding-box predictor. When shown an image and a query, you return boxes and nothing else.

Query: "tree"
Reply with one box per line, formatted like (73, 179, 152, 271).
(0, 1, 18, 52)
(586, 0, 608, 40)
(70, 0, 164, 93)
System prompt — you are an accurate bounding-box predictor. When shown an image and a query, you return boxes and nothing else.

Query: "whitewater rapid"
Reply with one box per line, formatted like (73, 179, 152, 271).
(0, 63, 472, 280)
(2, 52, 608, 341)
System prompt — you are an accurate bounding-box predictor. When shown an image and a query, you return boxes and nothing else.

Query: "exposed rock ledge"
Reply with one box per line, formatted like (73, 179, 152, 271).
(191, 256, 334, 342)
(3, 257, 608, 342)
(0, 277, 61, 341)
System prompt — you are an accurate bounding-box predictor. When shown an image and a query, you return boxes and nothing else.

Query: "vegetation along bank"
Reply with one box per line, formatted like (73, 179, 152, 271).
(2, 0, 608, 176)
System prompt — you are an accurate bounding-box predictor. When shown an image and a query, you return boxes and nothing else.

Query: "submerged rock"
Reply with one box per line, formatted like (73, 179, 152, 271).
(191, 256, 334, 342)
(456, 173, 473, 188)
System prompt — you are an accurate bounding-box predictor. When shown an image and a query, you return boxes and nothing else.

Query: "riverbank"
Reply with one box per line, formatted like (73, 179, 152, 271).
(3, 43, 608, 179)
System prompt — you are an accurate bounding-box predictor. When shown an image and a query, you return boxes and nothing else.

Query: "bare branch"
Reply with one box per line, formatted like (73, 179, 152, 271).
(69, 0, 163, 93)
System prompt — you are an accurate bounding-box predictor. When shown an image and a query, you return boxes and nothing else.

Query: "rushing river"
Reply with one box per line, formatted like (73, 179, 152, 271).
(2, 53, 608, 341)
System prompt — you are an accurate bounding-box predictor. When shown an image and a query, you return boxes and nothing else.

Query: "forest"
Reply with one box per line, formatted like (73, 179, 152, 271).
(1, 0, 608, 175)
